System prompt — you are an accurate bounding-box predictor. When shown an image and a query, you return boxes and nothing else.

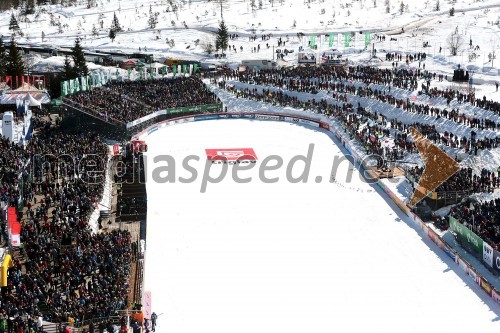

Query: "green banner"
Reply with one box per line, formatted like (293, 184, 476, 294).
(193, 63, 199, 73)
(182, 64, 187, 74)
(128, 69, 132, 80)
(310, 35, 316, 49)
(74, 78, 80, 93)
(329, 34, 334, 47)
(165, 103, 222, 115)
(365, 32, 371, 47)
(172, 65, 177, 77)
(344, 33, 351, 47)
(449, 216, 483, 255)
(61, 81, 67, 97)
(162, 66, 167, 76)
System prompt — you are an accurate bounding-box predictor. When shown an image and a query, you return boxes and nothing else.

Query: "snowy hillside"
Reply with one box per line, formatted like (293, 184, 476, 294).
(1, 0, 499, 81)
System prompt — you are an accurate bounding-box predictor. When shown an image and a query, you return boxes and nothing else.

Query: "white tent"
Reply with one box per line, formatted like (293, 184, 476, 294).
(25, 93, 42, 107)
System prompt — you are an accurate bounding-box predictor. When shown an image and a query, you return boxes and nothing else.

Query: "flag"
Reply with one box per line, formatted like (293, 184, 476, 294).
(69, 79, 74, 95)
(329, 34, 334, 47)
(193, 63, 199, 73)
(189, 64, 193, 75)
(128, 68, 132, 80)
(365, 32, 371, 47)
(161, 66, 167, 77)
(172, 65, 177, 77)
(61, 81, 68, 96)
(310, 35, 316, 49)
(81, 76, 87, 91)
(344, 33, 351, 47)
(74, 78, 80, 93)
(182, 64, 187, 74)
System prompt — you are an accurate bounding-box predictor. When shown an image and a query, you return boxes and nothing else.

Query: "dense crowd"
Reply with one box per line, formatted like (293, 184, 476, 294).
(407, 167, 499, 193)
(450, 198, 500, 250)
(0, 119, 132, 328)
(65, 77, 220, 124)
(236, 66, 499, 130)
(221, 62, 500, 196)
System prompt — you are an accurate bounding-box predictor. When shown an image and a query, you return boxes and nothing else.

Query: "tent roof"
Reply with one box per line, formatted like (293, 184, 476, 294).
(0, 91, 51, 105)
(26, 93, 42, 107)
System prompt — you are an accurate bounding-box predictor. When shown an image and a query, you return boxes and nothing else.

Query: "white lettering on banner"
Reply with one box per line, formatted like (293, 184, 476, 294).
(299, 118, 319, 127)
(466, 233, 479, 248)
(217, 150, 245, 158)
(254, 114, 280, 121)
(483, 242, 494, 267)
(284, 117, 296, 123)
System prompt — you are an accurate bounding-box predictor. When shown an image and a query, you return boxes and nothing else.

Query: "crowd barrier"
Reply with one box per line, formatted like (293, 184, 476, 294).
(131, 110, 500, 307)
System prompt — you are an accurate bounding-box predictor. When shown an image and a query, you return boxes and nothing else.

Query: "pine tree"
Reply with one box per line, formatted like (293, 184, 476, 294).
(9, 14, 20, 33)
(148, 5, 157, 29)
(112, 12, 122, 33)
(399, 1, 404, 14)
(92, 24, 98, 37)
(435, 0, 440, 11)
(109, 28, 116, 42)
(6, 37, 24, 79)
(24, 0, 36, 15)
(41, 31, 45, 42)
(71, 38, 88, 77)
(250, 0, 256, 12)
(215, 20, 228, 52)
(63, 55, 75, 80)
(0, 38, 7, 78)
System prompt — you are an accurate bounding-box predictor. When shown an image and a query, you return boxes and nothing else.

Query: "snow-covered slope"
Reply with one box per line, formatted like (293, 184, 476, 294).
(1, 0, 499, 87)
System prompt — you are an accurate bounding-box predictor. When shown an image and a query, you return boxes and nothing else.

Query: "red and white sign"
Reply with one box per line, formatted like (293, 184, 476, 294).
(112, 144, 120, 156)
(205, 148, 257, 161)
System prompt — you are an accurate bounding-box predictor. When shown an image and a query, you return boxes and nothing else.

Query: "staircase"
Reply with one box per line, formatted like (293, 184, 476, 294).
(116, 153, 147, 223)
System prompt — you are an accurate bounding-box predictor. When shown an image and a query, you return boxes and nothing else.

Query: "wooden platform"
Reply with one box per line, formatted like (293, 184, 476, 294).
(369, 166, 406, 179)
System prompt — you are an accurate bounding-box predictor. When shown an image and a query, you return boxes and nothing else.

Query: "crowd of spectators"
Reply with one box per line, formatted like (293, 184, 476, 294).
(236, 66, 499, 130)
(221, 63, 500, 198)
(449, 198, 500, 251)
(406, 167, 499, 194)
(0, 118, 132, 329)
(65, 77, 220, 124)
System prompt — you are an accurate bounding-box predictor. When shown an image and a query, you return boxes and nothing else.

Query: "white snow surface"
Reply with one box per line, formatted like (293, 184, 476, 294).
(143, 120, 499, 333)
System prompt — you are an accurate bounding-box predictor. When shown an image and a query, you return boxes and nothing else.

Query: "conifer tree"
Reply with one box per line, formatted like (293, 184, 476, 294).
(109, 28, 116, 42)
(71, 38, 88, 77)
(0, 38, 7, 78)
(63, 55, 75, 80)
(148, 5, 158, 29)
(9, 14, 20, 33)
(6, 37, 24, 79)
(111, 12, 122, 33)
(215, 20, 228, 52)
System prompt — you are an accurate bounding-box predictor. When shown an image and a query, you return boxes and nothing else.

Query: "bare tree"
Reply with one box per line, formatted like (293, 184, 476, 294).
(447, 30, 463, 56)
(201, 39, 215, 55)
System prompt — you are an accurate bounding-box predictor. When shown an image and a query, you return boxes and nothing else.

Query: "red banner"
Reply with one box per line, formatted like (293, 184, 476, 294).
(205, 148, 257, 161)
